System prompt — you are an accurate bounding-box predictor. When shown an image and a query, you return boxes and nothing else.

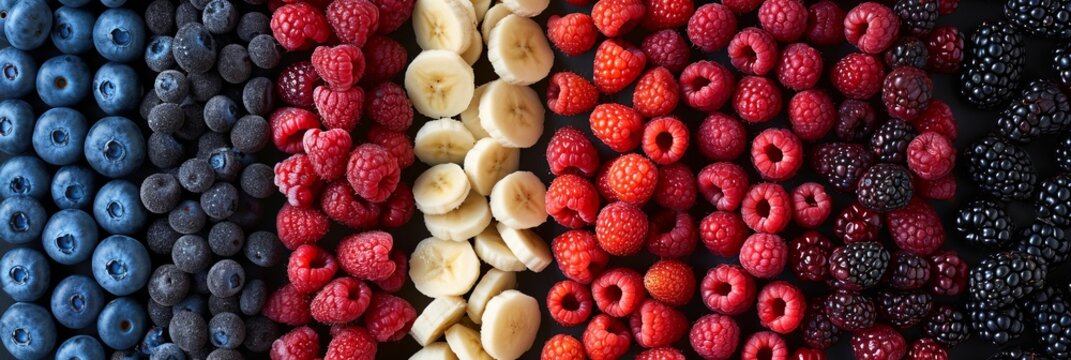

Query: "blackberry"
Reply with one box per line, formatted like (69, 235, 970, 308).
(811, 143, 876, 192)
(886, 251, 931, 290)
(825, 289, 877, 332)
(1058, 133, 1071, 172)
(965, 134, 1037, 201)
(884, 37, 929, 68)
(969, 251, 1047, 309)
(1026, 287, 1071, 358)
(955, 199, 1015, 249)
(856, 164, 914, 212)
(877, 289, 933, 329)
(870, 118, 917, 163)
(968, 301, 1026, 346)
(1004, 0, 1071, 39)
(960, 21, 1025, 109)
(894, 0, 938, 36)
(802, 296, 841, 349)
(1056, 43, 1071, 87)
(924, 304, 970, 348)
(1036, 175, 1071, 227)
(789, 231, 833, 282)
(1017, 221, 1070, 266)
(829, 241, 890, 290)
(987, 348, 1050, 360)
(995, 79, 1071, 143)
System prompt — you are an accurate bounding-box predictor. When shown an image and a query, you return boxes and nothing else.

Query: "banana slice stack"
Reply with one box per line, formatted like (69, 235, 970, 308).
(406, 0, 553, 358)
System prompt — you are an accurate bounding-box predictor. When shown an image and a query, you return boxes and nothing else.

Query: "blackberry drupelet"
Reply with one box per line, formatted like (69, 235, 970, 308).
(965, 134, 1037, 201)
(1017, 221, 1070, 266)
(856, 164, 914, 212)
(894, 0, 938, 36)
(969, 251, 1047, 309)
(884, 37, 929, 68)
(987, 348, 1050, 360)
(924, 304, 970, 348)
(995, 79, 1071, 143)
(960, 21, 1026, 109)
(1059, 132, 1071, 172)
(1004, 0, 1071, 39)
(1027, 286, 1071, 358)
(833, 203, 883, 244)
(886, 251, 931, 290)
(802, 297, 841, 349)
(955, 199, 1015, 249)
(811, 143, 876, 192)
(825, 289, 877, 332)
(829, 241, 890, 290)
(968, 300, 1026, 346)
(790, 232, 834, 282)
(1036, 175, 1071, 227)
(1056, 43, 1071, 87)
(877, 289, 933, 329)
(870, 118, 917, 163)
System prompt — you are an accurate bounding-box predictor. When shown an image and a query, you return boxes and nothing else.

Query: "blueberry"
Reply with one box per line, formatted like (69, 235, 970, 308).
(50, 275, 104, 329)
(203, 0, 236, 34)
(176, 100, 207, 140)
(141, 173, 181, 214)
(97, 297, 147, 350)
(190, 0, 213, 10)
(201, 183, 238, 221)
(187, 71, 222, 102)
(0, 48, 37, 99)
(174, 2, 200, 30)
(101, 0, 128, 8)
(138, 326, 165, 355)
(4, 0, 51, 50)
(208, 349, 241, 360)
(170, 201, 207, 235)
(208, 221, 243, 257)
(0, 248, 48, 301)
(169, 310, 207, 352)
(197, 132, 228, 159)
(217, 44, 251, 85)
(236, 12, 268, 43)
(149, 264, 189, 306)
(172, 234, 210, 273)
(206, 259, 244, 298)
(147, 299, 172, 328)
(148, 133, 183, 169)
(241, 76, 273, 116)
(178, 158, 215, 193)
(56, 335, 105, 360)
(0, 196, 45, 244)
(145, 35, 176, 73)
(93, 62, 140, 115)
(207, 147, 241, 181)
(173, 23, 217, 74)
(227, 195, 262, 228)
(145, 0, 175, 36)
(42, 209, 98, 265)
(0, 0, 16, 45)
(0, 155, 49, 199)
(93, 179, 147, 235)
(84, 116, 145, 178)
(0, 302, 55, 360)
(239, 162, 273, 198)
(140, 90, 162, 119)
(239, 279, 266, 316)
(91, 235, 150, 296)
(146, 218, 179, 255)
(151, 343, 186, 360)
(111, 350, 140, 360)
(51, 165, 96, 209)
(208, 294, 238, 315)
(208, 312, 244, 349)
(191, 270, 210, 294)
(155, 70, 187, 103)
(32, 107, 87, 165)
(204, 95, 239, 132)
(58, 0, 91, 7)
(148, 102, 185, 134)
(93, 8, 146, 63)
(0, 99, 33, 154)
(242, 316, 278, 353)
(244, 230, 281, 267)
(51, 6, 93, 54)
(35, 54, 90, 107)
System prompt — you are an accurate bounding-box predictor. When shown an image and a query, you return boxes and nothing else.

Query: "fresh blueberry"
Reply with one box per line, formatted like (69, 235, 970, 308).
(0, 302, 55, 360)
(138, 326, 165, 355)
(36, 54, 91, 107)
(51, 6, 93, 54)
(97, 297, 147, 350)
(0, 155, 49, 199)
(173, 23, 217, 74)
(56, 335, 105, 360)
(50, 275, 104, 329)
(84, 116, 144, 178)
(51, 165, 96, 209)
(151, 343, 186, 360)
(4, 0, 51, 50)
(93, 62, 139, 115)
(0, 48, 37, 99)
(93, 8, 145, 63)
(93, 179, 146, 235)
(101, 0, 128, 7)
(42, 209, 98, 265)
(0, 248, 49, 301)
(58, 0, 91, 7)
(32, 107, 87, 165)
(91, 235, 150, 296)
(0, 99, 33, 154)
(0, 196, 45, 244)
(145, 35, 175, 73)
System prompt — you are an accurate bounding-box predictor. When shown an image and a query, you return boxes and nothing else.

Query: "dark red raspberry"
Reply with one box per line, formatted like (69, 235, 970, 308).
(547, 13, 599, 56)
(371, 249, 407, 292)
(728, 28, 779, 76)
(789, 231, 833, 282)
(646, 210, 697, 258)
(741, 183, 792, 234)
(637, 347, 686, 360)
(791, 183, 832, 229)
(740, 233, 788, 279)
(376, 181, 414, 228)
(583, 314, 631, 360)
(832, 53, 886, 99)
(907, 338, 948, 360)
(733, 76, 782, 123)
(271, 3, 331, 51)
(547, 126, 600, 177)
(366, 126, 414, 169)
(271, 326, 319, 360)
(928, 250, 967, 296)
(592, 267, 646, 317)
(365, 82, 413, 132)
(547, 72, 599, 116)
(882, 66, 933, 121)
(311, 44, 365, 90)
(314, 86, 363, 132)
(362, 292, 415, 342)
(642, 30, 690, 73)
(742, 331, 789, 360)
(680, 60, 735, 112)
(852, 325, 907, 360)
(642, 0, 693, 30)
(836, 99, 878, 141)
(542, 334, 585, 360)
(275, 154, 323, 207)
(276, 203, 329, 249)
(907, 132, 955, 180)
(697, 112, 747, 161)
(346, 144, 399, 203)
(723, 0, 761, 13)
(589, 103, 643, 152)
(844, 2, 900, 54)
(607, 153, 658, 204)
(805, 0, 845, 46)
(700, 211, 748, 257)
(757, 281, 806, 334)
(287, 244, 339, 294)
(811, 142, 876, 192)
(360, 35, 406, 85)
(546, 174, 600, 228)
(642, 117, 688, 165)
(337, 231, 395, 281)
(264, 284, 313, 326)
(801, 297, 841, 349)
(593, 40, 647, 95)
(794, 348, 828, 360)
(937, 0, 958, 14)
(654, 163, 697, 211)
(788, 90, 836, 142)
(553, 229, 610, 284)
(834, 203, 883, 243)
(914, 173, 956, 201)
(777, 43, 823, 91)
(686, 3, 737, 52)
(324, 327, 376, 360)
(751, 128, 803, 181)
(912, 99, 958, 140)
(596, 160, 620, 202)
(877, 289, 933, 328)
(276, 61, 320, 109)
(643, 259, 695, 306)
(690, 314, 740, 360)
(303, 129, 352, 181)
(701, 264, 756, 315)
(547, 279, 594, 326)
(634, 68, 681, 118)
(886, 250, 931, 290)
(887, 199, 945, 256)
(310, 277, 371, 324)
(925, 26, 963, 73)
(758, 0, 808, 42)
(596, 201, 649, 256)
(629, 299, 688, 348)
(591, 0, 645, 37)
(825, 289, 877, 332)
(368, 0, 412, 33)
(271, 107, 320, 154)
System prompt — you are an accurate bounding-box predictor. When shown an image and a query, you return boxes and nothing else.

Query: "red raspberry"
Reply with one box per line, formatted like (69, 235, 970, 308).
(311, 45, 365, 90)
(758, 0, 808, 42)
(366, 126, 415, 169)
(844, 2, 900, 54)
(690, 314, 740, 360)
(937, 0, 958, 15)
(595, 201, 649, 256)
(791, 182, 832, 228)
(553, 230, 610, 284)
(912, 99, 957, 140)
(642, 0, 692, 30)
(320, 181, 380, 229)
(728, 28, 779, 76)
(907, 338, 948, 360)
(596, 160, 620, 202)
(275, 154, 323, 207)
(805, 0, 845, 46)
(915, 173, 956, 201)
(777, 43, 823, 91)
(303, 129, 352, 181)
(637, 347, 686, 360)
(680, 61, 736, 112)
(547, 126, 600, 177)
(346, 144, 399, 203)
(740, 233, 788, 279)
(697, 112, 746, 161)
(836, 99, 878, 141)
(365, 82, 413, 132)
(371, 249, 407, 292)
(757, 281, 806, 333)
(592, 0, 645, 37)
(607, 153, 658, 204)
(646, 210, 697, 258)
(742, 332, 788, 360)
(788, 231, 833, 282)
(925, 26, 964, 73)
(547, 13, 598, 56)
(337, 231, 395, 281)
(722, 0, 761, 13)
(310, 277, 371, 324)
(907, 132, 955, 180)
(887, 199, 945, 256)
(833, 203, 882, 243)
(634, 68, 680, 118)
(271, 326, 319, 360)
(368, 0, 413, 33)
(686, 3, 737, 52)
(701, 264, 756, 315)
(788, 90, 835, 141)
(325, 0, 378, 47)
(361, 292, 416, 342)
(270, 107, 320, 154)
(377, 181, 415, 227)
(733, 76, 782, 123)
(654, 163, 696, 211)
(271, 3, 331, 51)
(832, 53, 885, 99)
(276, 203, 329, 249)
(542, 334, 585, 360)
(287, 244, 339, 294)
(264, 284, 312, 326)
(629, 299, 688, 348)
(928, 250, 967, 296)
(742, 183, 792, 233)
(324, 327, 376, 360)
(643, 259, 694, 306)
(583, 314, 632, 360)
(750, 128, 803, 181)
(592, 267, 647, 317)
(794, 348, 827, 360)
(593, 40, 647, 94)
(642, 30, 690, 74)
(313, 86, 363, 132)
(547, 280, 594, 326)
(697, 162, 751, 211)
(642, 117, 688, 165)
(882, 66, 933, 121)
(361, 36, 406, 85)
(700, 211, 748, 257)
(276, 61, 320, 109)
(589, 103, 643, 152)
(852, 325, 907, 360)
(546, 174, 601, 228)
(547, 72, 598, 117)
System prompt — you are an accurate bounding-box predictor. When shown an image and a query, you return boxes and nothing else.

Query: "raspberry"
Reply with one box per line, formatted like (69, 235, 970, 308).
(643, 259, 694, 306)
(882, 66, 933, 121)
(589, 103, 643, 153)
(591, 0, 645, 37)
(728, 28, 779, 76)
(805, 0, 845, 46)
(733, 76, 782, 123)
(646, 210, 697, 258)
(928, 250, 967, 296)
(794, 348, 827, 360)
(722, 0, 762, 13)
(607, 153, 658, 204)
(314, 86, 364, 132)
(552, 230, 610, 284)
(907, 338, 948, 360)
(912, 99, 958, 140)
(680, 60, 735, 112)
(789, 231, 833, 282)
(700, 211, 748, 257)
(811, 142, 876, 192)
(371, 249, 407, 292)
(287, 244, 339, 294)
(701, 264, 756, 315)
(312, 45, 365, 90)
(547, 13, 599, 56)
(629, 299, 688, 348)
(642, 0, 692, 30)
(337, 231, 395, 281)
(583, 314, 631, 360)
(686, 3, 737, 52)
(547, 126, 600, 177)
(346, 144, 399, 203)
(925, 26, 964, 73)
(362, 292, 416, 342)
(276, 203, 329, 249)
(777, 43, 823, 91)
(915, 173, 957, 201)
(788, 90, 835, 142)
(741, 183, 792, 234)
(310, 277, 371, 324)
(791, 182, 832, 228)
(303, 129, 352, 181)
(325, 0, 379, 47)
(361, 35, 407, 85)
(271, 3, 331, 51)
(276, 61, 320, 109)
(844, 2, 900, 54)
(654, 163, 696, 211)
(852, 325, 907, 360)
(264, 284, 312, 326)
(365, 82, 413, 132)
(634, 68, 680, 118)
(542, 334, 585, 360)
(275, 154, 323, 207)
(593, 40, 647, 94)
(696, 113, 746, 162)
(321, 181, 380, 229)
(642, 30, 690, 73)
(271, 107, 321, 154)
(836, 99, 878, 141)
(637, 348, 686, 360)
(937, 0, 958, 14)
(593, 267, 646, 317)
(825, 289, 877, 332)
(750, 128, 803, 181)
(832, 53, 886, 99)
(377, 181, 415, 228)
(547, 280, 594, 326)
(366, 126, 415, 169)
(368, 0, 412, 33)
(907, 132, 955, 180)
(689, 314, 740, 360)
(271, 326, 319, 360)
(547, 72, 599, 116)
(324, 327, 376, 360)
(887, 199, 945, 256)
(740, 233, 788, 279)
(758, 0, 808, 42)
(742, 332, 789, 360)
(596, 202, 649, 256)
(546, 174, 600, 228)
(801, 297, 840, 349)
(757, 281, 805, 334)
(833, 203, 883, 243)
(596, 160, 620, 202)
(642, 117, 688, 165)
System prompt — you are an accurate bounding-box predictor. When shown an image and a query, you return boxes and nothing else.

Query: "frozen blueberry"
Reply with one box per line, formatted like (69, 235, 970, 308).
(0, 155, 50, 199)
(208, 348, 241, 360)
(203, 0, 236, 34)
(93, 179, 147, 235)
(146, 218, 179, 255)
(192, 270, 210, 294)
(112, 350, 139, 360)
(0, 48, 36, 99)
(174, 295, 207, 317)
(169, 200, 207, 235)
(239, 163, 273, 199)
(145, 0, 176, 35)
(145, 36, 176, 72)
(247, 34, 279, 71)
(51, 165, 95, 209)
(0, 99, 33, 154)
(206, 259, 244, 299)
(169, 310, 208, 352)
(239, 279, 265, 316)
(217, 44, 250, 84)
(207, 147, 241, 181)
(204, 95, 239, 132)
(227, 195, 262, 228)
(0, 248, 48, 301)
(197, 132, 228, 160)
(148, 102, 185, 134)
(57, 335, 105, 360)
(155, 70, 188, 103)
(201, 183, 237, 220)
(36, 54, 91, 107)
(93, 62, 140, 115)
(151, 343, 185, 360)
(101, 0, 128, 8)
(140, 90, 162, 119)
(50, 275, 105, 329)
(176, 101, 207, 141)
(242, 316, 277, 353)
(4, 0, 51, 50)
(98, 297, 147, 350)
(92, 235, 150, 296)
(173, 23, 216, 74)
(140, 173, 181, 215)
(147, 299, 172, 328)
(148, 133, 183, 169)
(42, 209, 98, 265)
(241, 76, 272, 116)
(172, 234, 210, 273)
(178, 158, 215, 193)
(175, 2, 200, 29)
(231, 114, 268, 153)
(93, 8, 146, 63)
(149, 264, 189, 307)
(208, 294, 238, 315)
(1, 303, 56, 360)
(32, 107, 87, 165)
(244, 230, 281, 267)
(191, 0, 213, 9)
(208, 221, 243, 257)
(51, 6, 93, 55)
(84, 116, 146, 178)
(0, 196, 46, 244)
(140, 326, 166, 355)
(208, 312, 244, 349)
(237, 12, 269, 43)
(188, 71, 222, 102)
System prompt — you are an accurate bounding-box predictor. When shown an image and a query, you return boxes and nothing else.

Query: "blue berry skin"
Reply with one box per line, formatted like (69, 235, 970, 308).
(152, 343, 186, 360)
(0, 48, 37, 99)
(101, 0, 128, 7)
(93, 62, 139, 115)
(139, 326, 165, 355)
(174, 295, 207, 317)
(42, 209, 98, 265)
(4, 0, 51, 50)
(56, 335, 105, 360)
(0, 248, 49, 302)
(50, 275, 104, 329)
(51, 6, 93, 54)
(93, 179, 146, 235)
(92, 8, 145, 63)
(173, 23, 217, 74)
(51, 165, 96, 209)
(0, 99, 34, 154)
(97, 297, 147, 350)
(32, 107, 87, 165)
(0, 155, 49, 200)
(145, 35, 176, 73)
(0, 302, 55, 360)
(84, 116, 145, 178)
(36, 55, 91, 107)
(0, 196, 45, 245)
(58, 0, 91, 8)
(91, 235, 150, 296)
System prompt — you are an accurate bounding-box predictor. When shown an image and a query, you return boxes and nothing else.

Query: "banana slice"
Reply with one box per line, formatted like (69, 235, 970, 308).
(445, 324, 493, 360)
(474, 225, 528, 272)
(460, 84, 491, 140)
(411, 342, 459, 360)
(410, 238, 481, 298)
(489, 171, 547, 229)
(410, 296, 469, 346)
(461, 31, 483, 65)
(425, 191, 492, 242)
(467, 269, 517, 324)
(496, 223, 551, 272)
(413, 0, 477, 53)
(415, 118, 476, 165)
(406, 50, 476, 119)
(414, 163, 472, 215)
(502, 0, 548, 17)
(486, 15, 553, 86)
(478, 80, 544, 148)
(481, 4, 512, 44)
(480, 290, 541, 360)
(464, 138, 521, 196)
(470, 0, 492, 21)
